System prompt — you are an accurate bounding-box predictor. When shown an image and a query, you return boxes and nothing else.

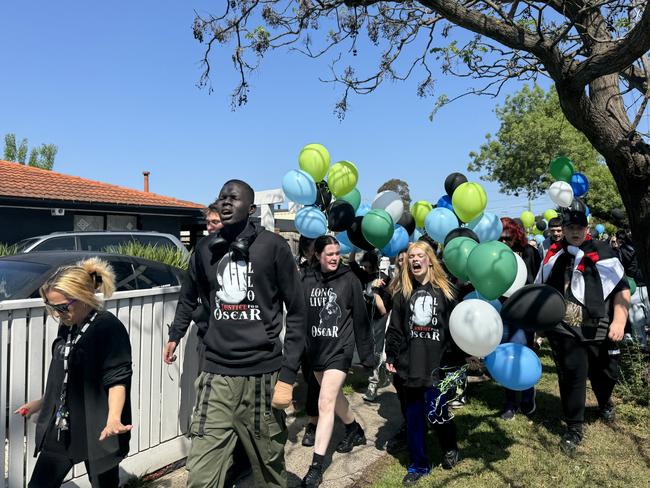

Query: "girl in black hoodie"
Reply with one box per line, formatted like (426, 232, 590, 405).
(300, 235, 374, 488)
(385, 241, 460, 487)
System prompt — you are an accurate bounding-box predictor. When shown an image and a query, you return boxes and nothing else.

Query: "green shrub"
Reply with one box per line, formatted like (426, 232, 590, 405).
(616, 340, 650, 406)
(107, 242, 190, 270)
(0, 243, 18, 257)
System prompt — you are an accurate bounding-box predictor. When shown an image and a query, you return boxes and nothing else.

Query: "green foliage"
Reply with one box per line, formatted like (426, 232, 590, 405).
(106, 242, 189, 271)
(616, 340, 650, 407)
(0, 243, 18, 257)
(467, 85, 623, 218)
(2, 133, 57, 170)
(377, 178, 412, 208)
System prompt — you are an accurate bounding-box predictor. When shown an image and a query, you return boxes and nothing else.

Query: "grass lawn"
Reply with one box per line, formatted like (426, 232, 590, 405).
(365, 345, 650, 488)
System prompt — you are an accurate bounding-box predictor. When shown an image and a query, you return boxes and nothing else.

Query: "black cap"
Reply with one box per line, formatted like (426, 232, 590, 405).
(562, 210, 588, 227)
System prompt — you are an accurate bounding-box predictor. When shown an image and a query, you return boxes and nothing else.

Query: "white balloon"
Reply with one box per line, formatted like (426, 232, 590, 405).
(372, 190, 404, 223)
(449, 299, 503, 357)
(547, 181, 574, 208)
(502, 253, 527, 298)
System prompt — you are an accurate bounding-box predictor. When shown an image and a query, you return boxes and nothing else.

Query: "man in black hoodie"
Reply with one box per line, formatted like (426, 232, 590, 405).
(165, 180, 307, 488)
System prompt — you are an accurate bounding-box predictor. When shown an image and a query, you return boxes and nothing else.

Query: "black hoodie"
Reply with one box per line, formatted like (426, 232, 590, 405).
(301, 264, 374, 370)
(169, 222, 307, 384)
(385, 281, 457, 388)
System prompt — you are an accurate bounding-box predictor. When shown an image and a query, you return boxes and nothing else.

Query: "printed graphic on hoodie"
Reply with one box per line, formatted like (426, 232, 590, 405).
(214, 252, 261, 321)
(409, 289, 440, 341)
(310, 288, 341, 337)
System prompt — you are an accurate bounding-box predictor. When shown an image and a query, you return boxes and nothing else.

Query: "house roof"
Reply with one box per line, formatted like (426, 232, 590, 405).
(0, 160, 203, 210)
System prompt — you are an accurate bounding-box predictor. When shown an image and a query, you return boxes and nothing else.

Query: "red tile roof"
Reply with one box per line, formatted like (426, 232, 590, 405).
(0, 160, 203, 209)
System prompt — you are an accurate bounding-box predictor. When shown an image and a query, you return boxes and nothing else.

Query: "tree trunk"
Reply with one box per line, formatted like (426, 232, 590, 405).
(555, 75, 650, 280)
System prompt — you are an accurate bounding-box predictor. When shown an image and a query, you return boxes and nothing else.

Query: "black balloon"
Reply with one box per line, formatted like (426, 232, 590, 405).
(398, 211, 416, 235)
(315, 181, 332, 211)
(500, 284, 566, 331)
(328, 200, 355, 232)
(536, 220, 547, 231)
(569, 198, 587, 213)
(347, 216, 374, 251)
(443, 227, 480, 247)
(611, 208, 626, 222)
(444, 172, 468, 197)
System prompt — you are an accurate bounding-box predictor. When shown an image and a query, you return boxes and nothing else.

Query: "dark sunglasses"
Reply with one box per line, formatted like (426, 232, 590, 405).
(499, 234, 514, 242)
(44, 299, 76, 314)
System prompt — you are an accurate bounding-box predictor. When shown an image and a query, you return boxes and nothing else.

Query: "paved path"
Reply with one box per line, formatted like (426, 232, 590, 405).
(149, 370, 403, 488)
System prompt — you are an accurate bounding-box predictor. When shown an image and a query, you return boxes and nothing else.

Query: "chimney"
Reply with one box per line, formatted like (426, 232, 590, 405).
(143, 171, 150, 192)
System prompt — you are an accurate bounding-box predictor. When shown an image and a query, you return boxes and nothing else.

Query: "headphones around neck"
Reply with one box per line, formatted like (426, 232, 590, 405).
(208, 232, 256, 261)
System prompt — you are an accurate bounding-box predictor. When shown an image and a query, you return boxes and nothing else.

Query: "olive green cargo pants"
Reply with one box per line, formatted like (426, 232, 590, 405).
(186, 371, 288, 488)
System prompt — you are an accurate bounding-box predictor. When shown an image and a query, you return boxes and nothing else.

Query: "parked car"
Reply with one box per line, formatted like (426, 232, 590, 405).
(13, 231, 188, 256)
(0, 251, 185, 301)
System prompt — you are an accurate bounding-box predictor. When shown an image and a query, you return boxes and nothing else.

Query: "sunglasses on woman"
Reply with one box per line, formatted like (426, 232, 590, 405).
(44, 299, 76, 314)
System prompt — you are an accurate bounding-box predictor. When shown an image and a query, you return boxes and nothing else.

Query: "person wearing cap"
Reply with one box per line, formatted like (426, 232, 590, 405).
(535, 210, 630, 456)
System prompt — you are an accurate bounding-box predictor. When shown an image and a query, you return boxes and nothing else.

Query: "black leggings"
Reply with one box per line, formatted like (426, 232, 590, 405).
(547, 332, 619, 430)
(28, 451, 119, 488)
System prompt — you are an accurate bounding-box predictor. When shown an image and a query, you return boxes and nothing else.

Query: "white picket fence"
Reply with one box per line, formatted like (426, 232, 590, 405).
(0, 286, 199, 487)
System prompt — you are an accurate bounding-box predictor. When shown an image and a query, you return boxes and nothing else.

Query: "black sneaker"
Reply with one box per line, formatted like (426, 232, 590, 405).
(302, 422, 317, 447)
(301, 465, 323, 488)
(336, 423, 366, 453)
(500, 409, 516, 421)
(386, 424, 407, 453)
(600, 402, 616, 423)
(402, 471, 427, 486)
(560, 429, 582, 457)
(441, 449, 460, 469)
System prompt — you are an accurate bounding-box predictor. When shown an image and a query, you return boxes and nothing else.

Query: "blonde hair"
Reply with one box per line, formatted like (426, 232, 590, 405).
(39, 257, 116, 310)
(393, 241, 454, 301)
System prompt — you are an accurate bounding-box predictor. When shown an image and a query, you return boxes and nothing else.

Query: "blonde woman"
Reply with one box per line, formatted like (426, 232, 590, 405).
(385, 241, 460, 486)
(16, 258, 132, 488)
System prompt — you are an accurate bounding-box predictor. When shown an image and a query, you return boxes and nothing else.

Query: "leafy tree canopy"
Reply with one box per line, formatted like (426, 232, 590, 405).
(467, 84, 622, 219)
(378, 178, 412, 208)
(3, 133, 57, 170)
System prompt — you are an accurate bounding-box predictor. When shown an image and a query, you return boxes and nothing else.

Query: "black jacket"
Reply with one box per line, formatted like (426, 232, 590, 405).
(35, 310, 132, 475)
(385, 282, 456, 388)
(169, 222, 307, 384)
(301, 264, 374, 370)
(618, 243, 645, 286)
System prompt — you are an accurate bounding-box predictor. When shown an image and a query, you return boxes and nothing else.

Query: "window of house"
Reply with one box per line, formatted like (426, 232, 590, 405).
(74, 215, 105, 232)
(107, 215, 138, 231)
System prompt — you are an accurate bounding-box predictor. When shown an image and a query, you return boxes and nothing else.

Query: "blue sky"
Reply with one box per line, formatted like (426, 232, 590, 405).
(1, 1, 554, 217)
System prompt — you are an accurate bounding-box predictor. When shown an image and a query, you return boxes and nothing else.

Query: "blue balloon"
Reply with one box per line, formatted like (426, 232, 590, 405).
(534, 235, 545, 246)
(463, 291, 502, 312)
(295, 206, 327, 238)
(595, 223, 605, 234)
(282, 169, 317, 205)
(356, 202, 371, 217)
(410, 228, 424, 242)
(585, 206, 590, 217)
(336, 231, 357, 254)
(467, 212, 503, 242)
(381, 225, 409, 257)
(485, 343, 542, 391)
(436, 195, 453, 211)
(527, 234, 534, 241)
(569, 172, 589, 198)
(424, 207, 458, 243)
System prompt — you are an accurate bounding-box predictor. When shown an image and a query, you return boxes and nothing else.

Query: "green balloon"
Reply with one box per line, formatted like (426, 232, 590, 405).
(411, 200, 433, 229)
(299, 143, 330, 182)
(550, 156, 575, 182)
(467, 241, 518, 300)
(339, 188, 361, 211)
(443, 237, 478, 281)
(452, 182, 487, 222)
(520, 211, 535, 229)
(628, 276, 637, 296)
(361, 209, 394, 249)
(328, 160, 358, 197)
(544, 209, 559, 221)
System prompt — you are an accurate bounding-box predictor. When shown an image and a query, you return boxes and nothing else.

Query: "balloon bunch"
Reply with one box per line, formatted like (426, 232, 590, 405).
(547, 156, 591, 217)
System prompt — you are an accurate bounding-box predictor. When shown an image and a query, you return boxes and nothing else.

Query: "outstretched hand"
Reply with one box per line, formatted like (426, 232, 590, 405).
(99, 418, 132, 441)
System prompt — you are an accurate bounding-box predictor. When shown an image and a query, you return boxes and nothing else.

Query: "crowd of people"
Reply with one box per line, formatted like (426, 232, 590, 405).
(16, 178, 647, 488)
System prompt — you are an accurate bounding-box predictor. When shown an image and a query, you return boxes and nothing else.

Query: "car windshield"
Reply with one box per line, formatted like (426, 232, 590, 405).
(0, 261, 50, 300)
(13, 238, 40, 253)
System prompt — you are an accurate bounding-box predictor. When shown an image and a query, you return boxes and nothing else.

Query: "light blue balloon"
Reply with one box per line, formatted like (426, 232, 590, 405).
(463, 291, 502, 312)
(356, 202, 371, 217)
(485, 343, 542, 391)
(468, 212, 503, 242)
(410, 228, 424, 242)
(436, 194, 453, 211)
(569, 172, 589, 198)
(595, 224, 605, 234)
(424, 207, 458, 244)
(295, 206, 327, 238)
(534, 235, 545, 246)
(336, 231, 358, 254)
(282, 169, 317, 205)
(381, 225, 409, 257)
(527, 234, 534, 241)
(585, 206, 590, 217)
